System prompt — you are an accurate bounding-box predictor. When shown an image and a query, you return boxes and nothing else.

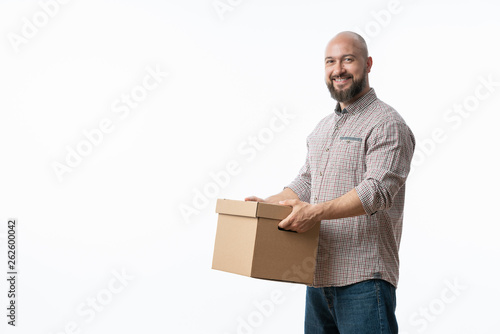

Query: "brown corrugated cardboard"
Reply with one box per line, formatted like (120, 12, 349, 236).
(212, 199, 320, 285)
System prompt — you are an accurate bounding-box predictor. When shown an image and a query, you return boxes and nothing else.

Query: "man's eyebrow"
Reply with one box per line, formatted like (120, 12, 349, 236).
(325, 54, 357, 60)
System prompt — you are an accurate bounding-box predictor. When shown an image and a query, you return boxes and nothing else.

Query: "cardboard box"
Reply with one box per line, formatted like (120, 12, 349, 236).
(212, 199, 320, 285)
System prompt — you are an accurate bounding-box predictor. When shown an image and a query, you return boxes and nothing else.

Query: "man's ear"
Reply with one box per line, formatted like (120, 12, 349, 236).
(366, 56, 373, 73)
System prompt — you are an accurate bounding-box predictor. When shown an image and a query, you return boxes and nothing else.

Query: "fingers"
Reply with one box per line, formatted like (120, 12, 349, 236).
(278, 199, 299, 230)
(245, 196, 264, 202)
(278, 216, 293, 231)
(278, 200, 311, 233)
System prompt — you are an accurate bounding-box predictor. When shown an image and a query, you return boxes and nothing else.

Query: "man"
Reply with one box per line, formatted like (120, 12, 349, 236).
(245, 31, 415, 333)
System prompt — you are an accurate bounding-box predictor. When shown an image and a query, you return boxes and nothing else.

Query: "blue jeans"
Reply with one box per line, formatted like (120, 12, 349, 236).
(304, 279, 398, 334)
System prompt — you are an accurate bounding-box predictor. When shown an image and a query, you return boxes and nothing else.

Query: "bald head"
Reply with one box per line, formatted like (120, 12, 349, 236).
(326, 31, 368, 60)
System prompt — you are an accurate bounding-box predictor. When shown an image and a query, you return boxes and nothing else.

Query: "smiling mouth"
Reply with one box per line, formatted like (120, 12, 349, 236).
(332, 76, 352, 83)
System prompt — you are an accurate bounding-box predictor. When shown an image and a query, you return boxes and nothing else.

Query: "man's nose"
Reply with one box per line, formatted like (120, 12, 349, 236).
(332, 62, 345, 77)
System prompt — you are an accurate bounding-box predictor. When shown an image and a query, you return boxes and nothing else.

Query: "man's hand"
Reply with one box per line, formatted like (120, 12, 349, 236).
(278, 199, 322, 233)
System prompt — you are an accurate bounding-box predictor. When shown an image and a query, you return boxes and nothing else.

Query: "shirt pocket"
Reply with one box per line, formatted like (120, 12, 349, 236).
(331, 136, 364, 171)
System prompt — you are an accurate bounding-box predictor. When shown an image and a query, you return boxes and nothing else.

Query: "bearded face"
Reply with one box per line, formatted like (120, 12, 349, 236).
(326, 67, 368, 103)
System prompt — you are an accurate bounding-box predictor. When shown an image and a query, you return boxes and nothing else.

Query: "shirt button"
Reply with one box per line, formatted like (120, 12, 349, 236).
(319, 172, 323, 176)
(326, 148, 329, 152)
(314, 197, 318, 202)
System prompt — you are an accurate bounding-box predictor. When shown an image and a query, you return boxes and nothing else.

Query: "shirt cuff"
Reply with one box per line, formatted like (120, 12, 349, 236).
(355, 179, 381, 216)
(286, 181, 311, 203)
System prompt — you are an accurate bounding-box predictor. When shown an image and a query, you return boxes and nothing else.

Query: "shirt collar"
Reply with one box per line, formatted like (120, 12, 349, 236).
(334, 88, 377, 116)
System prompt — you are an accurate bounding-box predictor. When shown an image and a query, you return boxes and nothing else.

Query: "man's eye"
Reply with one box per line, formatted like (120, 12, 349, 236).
(344, 58, 352, 62)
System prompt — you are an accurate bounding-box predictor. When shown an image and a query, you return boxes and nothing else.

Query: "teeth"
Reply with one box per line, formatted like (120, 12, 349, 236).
(334, 77, 349, 82)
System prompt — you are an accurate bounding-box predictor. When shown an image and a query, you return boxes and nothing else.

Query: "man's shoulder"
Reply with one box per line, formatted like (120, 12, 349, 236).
(366, 97, 409, 128)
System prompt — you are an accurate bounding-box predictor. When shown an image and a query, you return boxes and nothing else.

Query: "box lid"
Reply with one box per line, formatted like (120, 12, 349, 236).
(216, 199, 292, 220)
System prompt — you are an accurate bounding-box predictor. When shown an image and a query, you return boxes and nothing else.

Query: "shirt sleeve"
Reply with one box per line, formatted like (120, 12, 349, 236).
(355, 119, 415, 215)
(286, 144, 312, 203)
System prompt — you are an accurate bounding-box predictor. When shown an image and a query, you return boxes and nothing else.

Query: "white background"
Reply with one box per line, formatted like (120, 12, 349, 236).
(1, 0, 499, 333)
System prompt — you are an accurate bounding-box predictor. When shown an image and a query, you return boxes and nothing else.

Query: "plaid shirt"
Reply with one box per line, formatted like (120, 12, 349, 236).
(287, 88, 415, 288)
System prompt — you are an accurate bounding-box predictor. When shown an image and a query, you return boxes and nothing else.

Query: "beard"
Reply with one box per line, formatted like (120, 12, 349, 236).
(326, 70, 367, 103)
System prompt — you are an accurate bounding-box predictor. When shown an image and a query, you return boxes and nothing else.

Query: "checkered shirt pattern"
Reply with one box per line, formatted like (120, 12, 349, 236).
(287, 88, 415, 288)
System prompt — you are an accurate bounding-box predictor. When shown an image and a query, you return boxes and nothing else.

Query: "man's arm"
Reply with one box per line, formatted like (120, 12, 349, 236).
(279, 119, 415, 233)
(278, 188, 366, 233)
(245, 187, 299, 205)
